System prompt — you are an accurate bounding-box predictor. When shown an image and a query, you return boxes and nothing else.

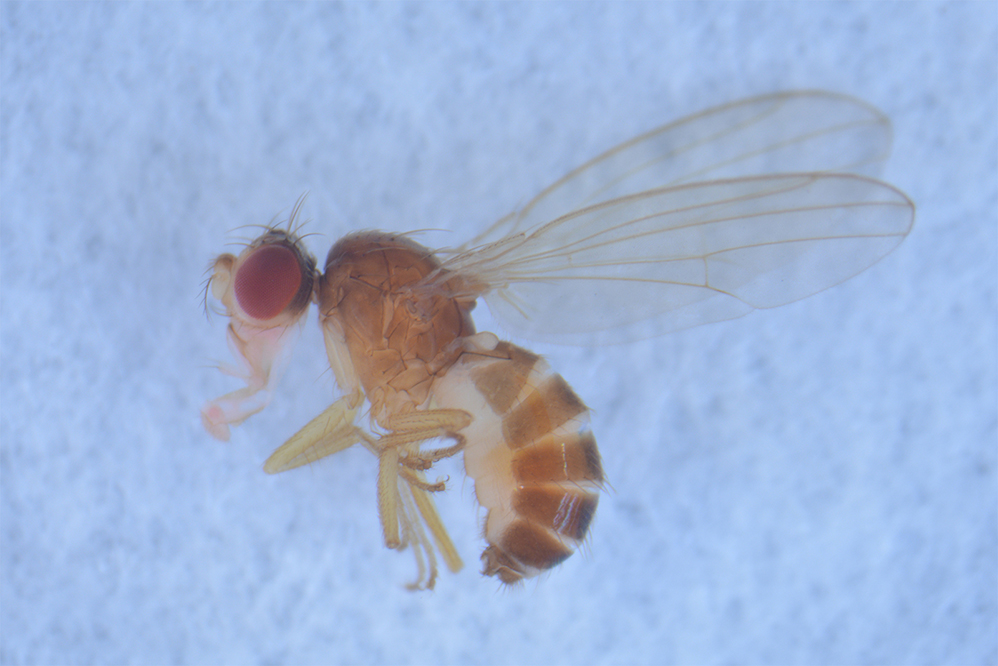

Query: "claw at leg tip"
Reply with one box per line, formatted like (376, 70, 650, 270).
(201, 404, 232, 442)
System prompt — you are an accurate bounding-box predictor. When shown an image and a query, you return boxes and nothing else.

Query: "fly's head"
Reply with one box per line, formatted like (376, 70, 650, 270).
(205, 219, 319, 331)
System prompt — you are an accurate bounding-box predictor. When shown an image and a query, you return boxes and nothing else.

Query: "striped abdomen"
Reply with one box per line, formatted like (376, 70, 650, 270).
(431, 340, 604, 584)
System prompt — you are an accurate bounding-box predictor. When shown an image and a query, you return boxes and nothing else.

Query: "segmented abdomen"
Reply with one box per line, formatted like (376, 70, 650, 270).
(431, 340, 604, 584)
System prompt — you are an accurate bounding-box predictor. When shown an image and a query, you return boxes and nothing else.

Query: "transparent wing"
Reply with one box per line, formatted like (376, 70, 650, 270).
(433, 173, 913, 345)
(459, 90, 895, 250)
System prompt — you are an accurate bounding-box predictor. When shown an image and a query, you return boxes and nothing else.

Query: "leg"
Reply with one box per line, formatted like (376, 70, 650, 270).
(369, 408, 471, 589)
(262, 391, 365, 473)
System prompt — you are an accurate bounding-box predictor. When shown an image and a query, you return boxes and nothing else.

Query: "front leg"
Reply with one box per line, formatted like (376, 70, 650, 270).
(202, 321, 295, 441)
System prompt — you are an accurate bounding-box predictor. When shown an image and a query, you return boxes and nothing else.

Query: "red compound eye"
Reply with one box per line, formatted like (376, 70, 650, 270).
(234, 243, 303, 320)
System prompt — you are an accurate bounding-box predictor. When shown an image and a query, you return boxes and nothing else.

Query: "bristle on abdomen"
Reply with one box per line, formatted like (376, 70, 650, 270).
(431, 341, 603, 584)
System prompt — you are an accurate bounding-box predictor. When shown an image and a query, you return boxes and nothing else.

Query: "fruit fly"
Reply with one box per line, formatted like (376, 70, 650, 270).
(201, 91, 914, 589)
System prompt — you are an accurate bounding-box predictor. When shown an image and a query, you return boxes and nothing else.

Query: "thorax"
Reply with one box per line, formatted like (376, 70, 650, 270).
(318, 232, 476, 418)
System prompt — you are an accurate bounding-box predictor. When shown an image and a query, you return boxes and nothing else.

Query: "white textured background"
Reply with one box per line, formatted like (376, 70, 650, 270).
(2, 3, 995, 664)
